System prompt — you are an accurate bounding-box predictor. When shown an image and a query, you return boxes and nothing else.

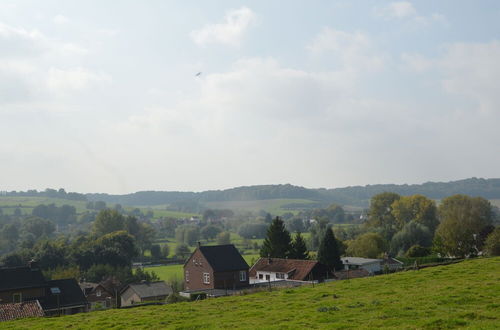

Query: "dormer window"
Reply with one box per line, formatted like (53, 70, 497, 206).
(96, 289, 102, 297)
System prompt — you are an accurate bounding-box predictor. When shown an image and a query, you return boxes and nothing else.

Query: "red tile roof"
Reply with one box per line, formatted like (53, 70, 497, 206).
(249, 258, 319, 281)
(0, 300, 44, 322)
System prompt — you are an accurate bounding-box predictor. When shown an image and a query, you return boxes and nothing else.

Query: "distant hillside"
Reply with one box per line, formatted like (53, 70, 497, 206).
(7, 257, 500, 329)
(86, 178, 500, 207)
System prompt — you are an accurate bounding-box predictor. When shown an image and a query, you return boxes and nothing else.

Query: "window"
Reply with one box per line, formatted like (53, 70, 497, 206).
(185, 270, 189, 282)
(276, 273, 285, 279)
(12, 293, 22, 303)
(258, 274, 263, 279)
(239, 271, 247, 282)
(203, 272, 210, 284)
(265, 274, 270, 281)
(96, 289, 102, 297)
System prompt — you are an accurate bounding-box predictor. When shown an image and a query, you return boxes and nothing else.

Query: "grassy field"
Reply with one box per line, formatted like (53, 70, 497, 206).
(7, 257, 500, 329)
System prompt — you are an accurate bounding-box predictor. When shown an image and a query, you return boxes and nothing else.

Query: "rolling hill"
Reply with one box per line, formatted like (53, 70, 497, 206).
(6, 257, 500, 329)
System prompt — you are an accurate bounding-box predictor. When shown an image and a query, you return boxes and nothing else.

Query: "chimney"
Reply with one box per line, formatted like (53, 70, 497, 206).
(197, 241, 201, 248)
(267, 254, 272, 265)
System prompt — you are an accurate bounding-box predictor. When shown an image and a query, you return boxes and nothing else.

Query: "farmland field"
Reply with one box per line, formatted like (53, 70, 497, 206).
(203, 198, 321, 215)
(7, 257, 500, 329)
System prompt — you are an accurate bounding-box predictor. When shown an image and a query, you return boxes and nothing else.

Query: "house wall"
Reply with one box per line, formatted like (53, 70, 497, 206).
(213, 270, 249, 289)
(344, 262, 381, 273)
(86, 285, 116, 309)
(184, 249, 214, 291)
(251, 271, 288, 284)
(0, 287, 45, 303)
(120, 290, 141, 307)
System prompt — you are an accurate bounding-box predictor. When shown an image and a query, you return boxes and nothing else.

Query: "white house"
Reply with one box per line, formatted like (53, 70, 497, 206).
(341, 257, 382, 274)
(249, 258, 330, 284)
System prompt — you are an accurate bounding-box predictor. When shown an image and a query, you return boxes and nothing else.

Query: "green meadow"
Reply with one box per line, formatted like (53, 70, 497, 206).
(7, 257, 500, 329)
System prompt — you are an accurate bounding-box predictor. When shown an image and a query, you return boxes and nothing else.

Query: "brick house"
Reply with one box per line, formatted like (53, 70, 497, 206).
(184, 244, 249, 291)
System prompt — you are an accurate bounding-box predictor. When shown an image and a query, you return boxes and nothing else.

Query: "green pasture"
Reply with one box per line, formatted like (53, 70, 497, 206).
(8, 257, 500, 329)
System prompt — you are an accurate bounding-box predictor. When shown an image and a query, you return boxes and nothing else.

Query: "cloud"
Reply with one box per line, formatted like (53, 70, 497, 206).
(46, 67, 112, 92)
(53, 15, 69, 25)
(0, 21, 109, 107)
(374, 1, 447, 26)
(307, 28, 385, 72)
(402, 40, 500, 114)
(190, 7, 256, 46)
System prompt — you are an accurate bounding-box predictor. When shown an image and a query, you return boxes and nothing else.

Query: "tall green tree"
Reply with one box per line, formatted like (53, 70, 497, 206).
(317, 227, 343, 271)
(366, 192, 401, 240)
(290, 232, 309, 259)
(93, 209, 125, 236)
(346, 232, 387, 259)
(391, 195, 439, 232)
(260, 217, 292, 258)
(435, 195, 493, 257)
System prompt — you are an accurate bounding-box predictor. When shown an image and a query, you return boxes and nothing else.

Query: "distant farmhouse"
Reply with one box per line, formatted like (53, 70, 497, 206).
(80, 277, 121, 310)
(249, 258, 330, 283)
(120, 281, 172, 306)
(0, 261, 88, 321)
(183, 244, 249, 296)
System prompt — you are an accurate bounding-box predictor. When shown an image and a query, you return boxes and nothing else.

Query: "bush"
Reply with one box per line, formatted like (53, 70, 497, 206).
(406, 245, 431, 258)
(484, 227, 500, 256)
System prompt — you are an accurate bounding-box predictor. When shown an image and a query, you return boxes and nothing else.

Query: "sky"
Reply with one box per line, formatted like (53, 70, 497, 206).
(1, 1, 499, 194)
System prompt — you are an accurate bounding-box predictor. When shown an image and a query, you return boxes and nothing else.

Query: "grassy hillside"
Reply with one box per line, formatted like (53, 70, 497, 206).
(7, 257, 500, 329)
(203, 198, 320, 215)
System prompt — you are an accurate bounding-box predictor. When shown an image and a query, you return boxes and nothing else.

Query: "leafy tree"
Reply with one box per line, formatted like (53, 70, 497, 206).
(93, 230, 138, 267)
(366, 192, 401, 240)
(201, 225, 222, 240)
(346, 232, 386, 259)
(435, 195, 493, 257)
(285, 218, 305, 233)
(484, 227, 500, 256)
(290, 232, 309, 259)
(390, 221, 432, 256)
(93, 209, 125, 236)
(391, 195, 439, 232)
(34, 240, 68, 269)
(238, 223, 268, 239)
(405, 244, 431, 257)
(161, 244, 170, 258)
(21, 217, 55, 240)
(316, 227, 343, 271)
(175, 244, 191, 259)
(150, 244, 162, 260)
(259, 217, 292, 258)
(216, 231, 231, 245)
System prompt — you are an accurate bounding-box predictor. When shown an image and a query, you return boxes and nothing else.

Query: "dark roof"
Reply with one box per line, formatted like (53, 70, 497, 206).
(198, 245, 249, 272)
(0, 300, 44, 321)
(125, 281, 172, 299)
(39, 279, 88, 311)
(0, 266, 46, 291)
(249, 258, 320, 281)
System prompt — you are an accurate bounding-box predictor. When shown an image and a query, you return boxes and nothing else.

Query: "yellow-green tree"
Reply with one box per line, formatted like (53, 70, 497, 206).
(391, 194, 439, 232)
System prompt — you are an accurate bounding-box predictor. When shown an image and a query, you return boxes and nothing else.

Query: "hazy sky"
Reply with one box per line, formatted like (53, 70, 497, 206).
(1, 1, 499, 194)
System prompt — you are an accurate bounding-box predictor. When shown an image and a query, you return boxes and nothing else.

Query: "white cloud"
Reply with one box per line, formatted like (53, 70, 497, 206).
(402, 40, 500, 114)
(374, 1, 447, 26)
(46, 67, 112, 92)
(53, 15, 69, 25)
(190, 7, 256, 46)
(307, 28, 385, 72)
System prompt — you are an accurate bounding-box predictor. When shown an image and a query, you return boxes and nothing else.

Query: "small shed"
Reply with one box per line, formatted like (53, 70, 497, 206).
(120, 281, 172, 306)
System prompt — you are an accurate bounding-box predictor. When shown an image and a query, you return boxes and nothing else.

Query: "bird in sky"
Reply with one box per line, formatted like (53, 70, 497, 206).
(195, 72, 202, 77)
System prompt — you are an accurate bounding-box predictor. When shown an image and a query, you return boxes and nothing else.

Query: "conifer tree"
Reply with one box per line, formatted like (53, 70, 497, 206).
(290, 232, 309, 259)
(317, 227, 343, 271)
(260, 217, 292, 258)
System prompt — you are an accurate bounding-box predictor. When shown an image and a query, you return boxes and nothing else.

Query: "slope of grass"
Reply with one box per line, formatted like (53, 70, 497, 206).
(7, 257, 500, 329)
